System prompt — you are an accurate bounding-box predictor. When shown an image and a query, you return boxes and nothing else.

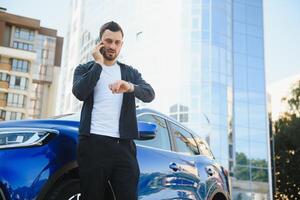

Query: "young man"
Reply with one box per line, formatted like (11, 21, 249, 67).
(72, 21, 155, 200)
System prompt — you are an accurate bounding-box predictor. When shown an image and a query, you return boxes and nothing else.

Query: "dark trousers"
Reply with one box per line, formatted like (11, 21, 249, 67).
(77, 134, 140, 200)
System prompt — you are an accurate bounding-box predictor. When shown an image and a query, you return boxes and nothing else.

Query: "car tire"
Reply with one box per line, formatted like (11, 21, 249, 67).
(47, 179, 81, 200)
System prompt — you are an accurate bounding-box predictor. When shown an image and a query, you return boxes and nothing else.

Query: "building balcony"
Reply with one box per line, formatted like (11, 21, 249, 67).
(0, 46, 36, 62)
(0, 81, 9, 90)
(0, 62, 11, 71)
(32, 66, 53, 84)
(0, 99, 6, 107)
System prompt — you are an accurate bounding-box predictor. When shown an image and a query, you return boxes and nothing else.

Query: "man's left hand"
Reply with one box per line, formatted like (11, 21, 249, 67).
(109, 80, 134, 94)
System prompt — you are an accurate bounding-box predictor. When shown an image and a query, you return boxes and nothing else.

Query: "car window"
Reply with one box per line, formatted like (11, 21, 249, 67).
(169, 122, 199, 155)
(194, 137, 214, 158)
(135, 114, 171, 151)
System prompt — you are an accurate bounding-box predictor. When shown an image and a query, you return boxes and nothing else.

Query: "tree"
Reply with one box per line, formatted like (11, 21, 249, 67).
(273, 80, 300, 199)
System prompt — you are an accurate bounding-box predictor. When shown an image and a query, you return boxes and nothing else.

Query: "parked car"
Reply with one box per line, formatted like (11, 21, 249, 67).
(0, 108, 230, 200)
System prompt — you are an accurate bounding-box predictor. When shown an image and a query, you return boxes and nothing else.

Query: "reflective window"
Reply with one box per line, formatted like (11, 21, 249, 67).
(169, 122, 199, 155)
(202, 8, 209, 31)
(234, 33, 246, 54)
(248, 91, 265, 105)
(235, 126, 249, 142)
(212, 8, 226, 34)
(246, 24, 262, 37)
(247, 0, 262, 7)
(246, 5, 263, 26)
(250, 141, 268, 162)
(234, 102, 249, 127)
(249, 128, 267, 143)
(7, 93, 26, 108)
(251, 168, 268, 182)
(179, 113, 188, 122)
(136, 114, 171, 151)
(234, 165, 250, 180)
(234, 90, 247, 103)
(211, 83, 221, 114)
(246, 36, 263, 57)
(4, 111, 24, 120)
(0, 72, 10, 82)
(234, 65, 247, 90)
(247, 68, 265, 92)
(234, 21, 246, 34)
(11, 58, 30, 73)
(9, 76, 28, 90)
(234, 53, 247, 66)
(13, 41, 33, 51)
(235, 143, 250, 165)
(247, 56, 264, 69)
(194, 137, 214, 157)
(248, 103, 267, 129)
(233, 3, 246, 22)
(15, 27, 35, 41)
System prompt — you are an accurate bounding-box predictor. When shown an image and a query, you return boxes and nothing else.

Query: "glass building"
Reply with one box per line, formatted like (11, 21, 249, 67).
(59, 0, 272, 198)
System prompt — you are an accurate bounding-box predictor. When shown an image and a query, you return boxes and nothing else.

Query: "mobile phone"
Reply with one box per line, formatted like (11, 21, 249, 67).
(99, 42, 105, 55)
(95, 37, 105, 55)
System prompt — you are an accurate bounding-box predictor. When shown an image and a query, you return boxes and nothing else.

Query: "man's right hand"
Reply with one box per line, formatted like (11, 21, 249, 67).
(92, 42, 104, 65)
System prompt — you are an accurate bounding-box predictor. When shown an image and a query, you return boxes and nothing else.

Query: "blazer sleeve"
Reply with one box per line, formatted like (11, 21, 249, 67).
(131, 68, 155, 103)
(72, 62, 102, 101)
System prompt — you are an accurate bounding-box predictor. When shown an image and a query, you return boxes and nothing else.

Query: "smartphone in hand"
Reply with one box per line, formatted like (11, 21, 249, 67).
(99, 42, 105, 55)
(95, 37, 105, 55)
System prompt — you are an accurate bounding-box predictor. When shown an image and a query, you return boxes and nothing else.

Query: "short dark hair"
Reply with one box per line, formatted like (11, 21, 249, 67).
(99, 21, 124, 39)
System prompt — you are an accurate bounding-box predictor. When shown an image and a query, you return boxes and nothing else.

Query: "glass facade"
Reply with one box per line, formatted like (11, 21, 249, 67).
(232, 0, 270, 198)
(190, 0, 233, 171)
(62, 0, 271, 198)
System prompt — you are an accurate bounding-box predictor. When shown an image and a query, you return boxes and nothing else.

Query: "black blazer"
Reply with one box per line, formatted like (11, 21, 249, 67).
(72, 60, 155, 139)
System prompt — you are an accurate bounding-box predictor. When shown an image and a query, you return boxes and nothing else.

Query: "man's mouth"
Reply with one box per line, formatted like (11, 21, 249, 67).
(107, 49, 115, 54)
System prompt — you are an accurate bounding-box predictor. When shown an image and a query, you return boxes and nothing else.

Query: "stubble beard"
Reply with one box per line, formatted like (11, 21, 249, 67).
(103, 50, 118, 61)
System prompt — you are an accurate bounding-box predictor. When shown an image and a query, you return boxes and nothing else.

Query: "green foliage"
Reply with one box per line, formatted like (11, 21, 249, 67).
(274, 80, 300, 199)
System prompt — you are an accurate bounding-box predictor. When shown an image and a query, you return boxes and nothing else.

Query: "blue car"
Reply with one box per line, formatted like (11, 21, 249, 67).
(0, 108, 230, 200)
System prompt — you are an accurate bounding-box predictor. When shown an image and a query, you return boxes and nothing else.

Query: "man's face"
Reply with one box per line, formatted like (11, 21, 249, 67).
(101, 30, 123, 61)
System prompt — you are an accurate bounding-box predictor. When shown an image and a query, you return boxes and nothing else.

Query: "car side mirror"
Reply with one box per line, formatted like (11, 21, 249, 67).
(138, 121, 156, 140)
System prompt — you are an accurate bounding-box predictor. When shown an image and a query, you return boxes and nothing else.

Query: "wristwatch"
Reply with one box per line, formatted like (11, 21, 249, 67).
(127, 81, 134, 93)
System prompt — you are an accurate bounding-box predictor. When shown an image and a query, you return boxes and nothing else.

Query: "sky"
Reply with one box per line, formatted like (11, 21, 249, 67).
(1, 0, 300, 85)
(263, 0, 300, 84)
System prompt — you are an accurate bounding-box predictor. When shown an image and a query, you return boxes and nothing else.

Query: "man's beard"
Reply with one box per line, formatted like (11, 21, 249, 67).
(103, 50, 118, 61)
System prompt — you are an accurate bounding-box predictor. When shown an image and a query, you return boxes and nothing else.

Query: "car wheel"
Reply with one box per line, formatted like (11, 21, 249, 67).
(47, 179, 81, 200)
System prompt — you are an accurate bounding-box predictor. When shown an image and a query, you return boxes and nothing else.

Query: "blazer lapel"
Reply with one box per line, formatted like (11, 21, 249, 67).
(118, 61, 127, 81)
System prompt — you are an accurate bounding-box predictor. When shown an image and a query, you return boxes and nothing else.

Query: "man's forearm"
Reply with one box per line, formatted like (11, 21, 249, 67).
(133, 84, 155, 103)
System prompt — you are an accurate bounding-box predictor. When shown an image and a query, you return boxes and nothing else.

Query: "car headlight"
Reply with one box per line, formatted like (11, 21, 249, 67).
(0, 128, 58, 149)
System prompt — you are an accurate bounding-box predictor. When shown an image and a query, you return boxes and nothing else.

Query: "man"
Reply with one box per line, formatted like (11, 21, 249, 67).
(72, 21, 155, 200)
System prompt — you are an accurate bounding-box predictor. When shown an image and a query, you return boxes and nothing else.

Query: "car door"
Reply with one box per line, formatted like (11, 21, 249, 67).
(167, 121, 204, 200)
(135, 114, 187, 200)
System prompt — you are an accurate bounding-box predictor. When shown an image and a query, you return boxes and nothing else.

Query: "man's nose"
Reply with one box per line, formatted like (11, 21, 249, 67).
(108, 43, 116, 50)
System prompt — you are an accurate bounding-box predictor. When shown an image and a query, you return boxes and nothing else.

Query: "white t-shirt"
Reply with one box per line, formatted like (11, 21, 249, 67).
(90, 62, 123, 138)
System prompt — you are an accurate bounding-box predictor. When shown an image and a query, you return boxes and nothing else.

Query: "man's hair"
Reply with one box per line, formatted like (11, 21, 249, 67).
(99, 21, 124, 39)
